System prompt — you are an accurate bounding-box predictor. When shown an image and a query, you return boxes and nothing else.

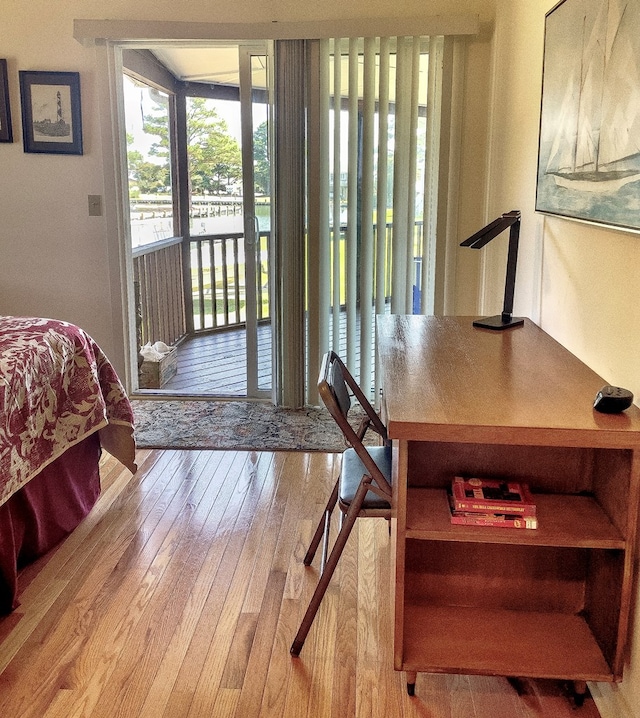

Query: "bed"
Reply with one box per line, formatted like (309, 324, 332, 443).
(0, 316, 136, 614)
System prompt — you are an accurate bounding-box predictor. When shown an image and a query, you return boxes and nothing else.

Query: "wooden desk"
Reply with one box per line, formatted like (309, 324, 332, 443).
(377, 315, 640, 696)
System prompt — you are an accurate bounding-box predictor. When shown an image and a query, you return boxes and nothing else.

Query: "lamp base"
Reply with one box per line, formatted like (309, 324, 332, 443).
(473, 314, 525, 330)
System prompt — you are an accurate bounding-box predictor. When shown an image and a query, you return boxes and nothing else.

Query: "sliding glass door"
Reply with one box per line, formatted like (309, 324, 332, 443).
(119, 33, 455, 404)
(238, 45, 272, 397)
(184, 42, 273, 399)
(123, 42, 274, 398)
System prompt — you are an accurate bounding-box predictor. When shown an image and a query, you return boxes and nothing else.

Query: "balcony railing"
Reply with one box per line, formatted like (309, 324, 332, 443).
(133, 236, 187, 348)
(190, 231, 271, 332)
(132, 214, 425, 350)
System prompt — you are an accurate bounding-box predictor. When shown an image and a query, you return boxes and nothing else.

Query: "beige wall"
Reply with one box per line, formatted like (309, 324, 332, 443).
(487, 2, 640, 716)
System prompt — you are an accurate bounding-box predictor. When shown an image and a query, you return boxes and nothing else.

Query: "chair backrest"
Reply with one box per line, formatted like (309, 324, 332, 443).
(318, 351, 392, 500)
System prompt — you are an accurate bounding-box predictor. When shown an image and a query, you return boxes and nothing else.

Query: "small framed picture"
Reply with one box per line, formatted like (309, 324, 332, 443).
(0, 59, 12, 143)
(19, 70, 83, 155)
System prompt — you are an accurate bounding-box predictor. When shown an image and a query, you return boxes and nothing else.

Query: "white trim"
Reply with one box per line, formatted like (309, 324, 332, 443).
(441, 36, 465, 316)
(95, 41, 138, 392)
(530, 213, 545, 325)
(74, 16, 479, 45)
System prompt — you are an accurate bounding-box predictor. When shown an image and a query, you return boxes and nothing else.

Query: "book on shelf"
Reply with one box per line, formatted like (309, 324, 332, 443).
(449, 508, 538, 529)
(450, 476, 536, 516)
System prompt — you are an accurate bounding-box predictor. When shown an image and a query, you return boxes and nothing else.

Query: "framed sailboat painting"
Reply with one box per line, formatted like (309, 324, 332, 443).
(536, 0, 640, 232)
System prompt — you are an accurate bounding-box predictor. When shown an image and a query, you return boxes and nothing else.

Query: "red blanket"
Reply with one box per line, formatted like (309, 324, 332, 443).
(0, 316, 136, 507)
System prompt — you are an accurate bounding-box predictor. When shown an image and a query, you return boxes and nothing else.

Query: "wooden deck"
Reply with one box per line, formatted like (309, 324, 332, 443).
(150, 323, 273, 396)
(141, 309, 378, 398)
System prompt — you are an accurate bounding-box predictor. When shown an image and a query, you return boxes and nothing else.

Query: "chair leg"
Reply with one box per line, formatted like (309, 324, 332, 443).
(304, 480, 339, 567)
(290, 480, 371, 657)
(320, 509, 332, 574)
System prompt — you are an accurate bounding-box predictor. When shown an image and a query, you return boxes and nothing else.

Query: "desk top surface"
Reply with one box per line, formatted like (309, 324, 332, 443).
(377, 315, 640, 447)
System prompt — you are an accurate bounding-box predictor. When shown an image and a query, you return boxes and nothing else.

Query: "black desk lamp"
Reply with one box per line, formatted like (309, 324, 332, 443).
(460, 209, 524, 330)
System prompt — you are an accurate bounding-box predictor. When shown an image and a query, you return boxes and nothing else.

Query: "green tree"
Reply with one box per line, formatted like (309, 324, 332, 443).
(143, 97, 242, 195)
(126, 132, 170, 195)
(253, 121, 270, 195)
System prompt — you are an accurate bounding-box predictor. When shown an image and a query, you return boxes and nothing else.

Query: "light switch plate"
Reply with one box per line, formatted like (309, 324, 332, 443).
(88, 194, 103, 217)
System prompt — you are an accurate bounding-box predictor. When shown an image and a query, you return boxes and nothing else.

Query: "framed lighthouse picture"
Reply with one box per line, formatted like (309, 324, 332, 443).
(536, 0, 640, 232)
(19, 71, 83, 155)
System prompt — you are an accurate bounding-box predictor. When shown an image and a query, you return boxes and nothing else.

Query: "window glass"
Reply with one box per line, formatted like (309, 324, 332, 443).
(122, 75, 174, 248)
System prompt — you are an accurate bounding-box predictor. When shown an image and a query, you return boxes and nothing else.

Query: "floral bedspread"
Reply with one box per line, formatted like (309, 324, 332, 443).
(0, 316, 136, 506)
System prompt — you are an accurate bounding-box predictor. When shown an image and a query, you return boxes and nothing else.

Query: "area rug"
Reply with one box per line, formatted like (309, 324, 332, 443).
(131, 399, 369, 452)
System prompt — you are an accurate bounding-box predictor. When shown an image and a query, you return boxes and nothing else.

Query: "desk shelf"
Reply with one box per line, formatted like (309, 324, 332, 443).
(402, 604, 613, 681)
(406, 488, 626, 549)
(397, 479, 630, 686)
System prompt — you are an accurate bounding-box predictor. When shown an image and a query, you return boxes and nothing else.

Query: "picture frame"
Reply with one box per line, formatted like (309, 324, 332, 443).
(536, 0, 640, 232)
(0, 59, 12, 143)
(19, 70, 83, 155)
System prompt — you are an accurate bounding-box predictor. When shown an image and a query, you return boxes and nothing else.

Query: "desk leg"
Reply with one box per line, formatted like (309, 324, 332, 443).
(572, 680, 588, 707)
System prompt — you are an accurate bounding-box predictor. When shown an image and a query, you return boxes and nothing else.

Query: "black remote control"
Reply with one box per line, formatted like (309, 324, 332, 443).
(593, 385, 634, 413)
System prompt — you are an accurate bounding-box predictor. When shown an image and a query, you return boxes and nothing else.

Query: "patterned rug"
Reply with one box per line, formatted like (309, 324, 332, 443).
(131, 399, 365, 452)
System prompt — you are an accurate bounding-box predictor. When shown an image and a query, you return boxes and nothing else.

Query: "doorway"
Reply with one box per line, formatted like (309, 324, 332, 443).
(123, 42, 274, 400)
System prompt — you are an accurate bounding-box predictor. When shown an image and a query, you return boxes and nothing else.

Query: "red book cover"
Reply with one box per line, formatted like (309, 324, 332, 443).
(449, 510, 538, 529)
(451, 476, 536, 516)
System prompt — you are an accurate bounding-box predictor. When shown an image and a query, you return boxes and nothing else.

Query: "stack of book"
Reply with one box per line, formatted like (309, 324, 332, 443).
(448, 476, 538, 529)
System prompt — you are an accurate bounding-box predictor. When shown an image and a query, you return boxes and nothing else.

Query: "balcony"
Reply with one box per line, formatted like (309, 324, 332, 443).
(131, 198, 423, 396)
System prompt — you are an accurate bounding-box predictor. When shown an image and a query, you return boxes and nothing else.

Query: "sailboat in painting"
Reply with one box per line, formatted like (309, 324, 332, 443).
(545, 0, 640, 192)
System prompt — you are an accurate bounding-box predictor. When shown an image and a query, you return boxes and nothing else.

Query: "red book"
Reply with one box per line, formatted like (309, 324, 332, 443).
(451, 476, 536, 516)
(449, 510, 538, 529)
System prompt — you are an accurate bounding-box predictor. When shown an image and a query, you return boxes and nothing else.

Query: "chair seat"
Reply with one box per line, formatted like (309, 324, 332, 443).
(339, 445, 392, 510)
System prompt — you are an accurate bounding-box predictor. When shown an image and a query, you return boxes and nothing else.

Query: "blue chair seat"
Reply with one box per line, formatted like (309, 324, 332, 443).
(340, 445, 392, 510)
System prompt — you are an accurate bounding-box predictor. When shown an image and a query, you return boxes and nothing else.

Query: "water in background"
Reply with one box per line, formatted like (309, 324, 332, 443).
(131, 199, 271, 248)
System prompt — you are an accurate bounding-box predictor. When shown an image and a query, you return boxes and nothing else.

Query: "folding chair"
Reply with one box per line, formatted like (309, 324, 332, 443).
(290, 350, 392, 656)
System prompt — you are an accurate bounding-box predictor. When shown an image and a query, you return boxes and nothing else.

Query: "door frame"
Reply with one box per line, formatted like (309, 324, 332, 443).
(98, 40, 277, 400)
(239, 42, 271, 399)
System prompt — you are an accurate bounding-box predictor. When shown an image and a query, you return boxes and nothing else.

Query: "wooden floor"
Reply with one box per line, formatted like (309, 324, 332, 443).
(0, 450, 601, 718)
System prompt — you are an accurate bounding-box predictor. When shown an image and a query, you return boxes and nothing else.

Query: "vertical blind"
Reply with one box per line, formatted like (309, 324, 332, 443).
(305, 35, 451, 404)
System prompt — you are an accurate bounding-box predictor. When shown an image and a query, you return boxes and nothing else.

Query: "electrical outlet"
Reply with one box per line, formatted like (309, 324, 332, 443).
(88, 194, 103, 217)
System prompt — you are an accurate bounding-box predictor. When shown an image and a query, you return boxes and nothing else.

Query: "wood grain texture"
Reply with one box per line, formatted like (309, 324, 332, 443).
(377, 315, 640, 447)
(0, 449, 600, 717)
(381, 315, 640, 690)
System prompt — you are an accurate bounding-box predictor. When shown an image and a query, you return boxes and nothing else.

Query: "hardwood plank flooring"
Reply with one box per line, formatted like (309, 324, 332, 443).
(0, 450, 601, 717)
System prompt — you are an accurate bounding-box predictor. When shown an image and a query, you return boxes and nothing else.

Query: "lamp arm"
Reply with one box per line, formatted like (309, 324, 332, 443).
(460, 210, 521, 249)
(459, 210, 524, 331)
(502, 219, 520, 319)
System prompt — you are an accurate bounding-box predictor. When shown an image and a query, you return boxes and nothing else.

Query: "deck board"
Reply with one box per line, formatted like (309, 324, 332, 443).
(145, 324, 272, 396)
(142, 310, 377, 398)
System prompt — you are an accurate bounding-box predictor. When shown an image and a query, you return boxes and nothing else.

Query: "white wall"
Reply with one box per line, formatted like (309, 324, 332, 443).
(487, 2, 640, 716)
